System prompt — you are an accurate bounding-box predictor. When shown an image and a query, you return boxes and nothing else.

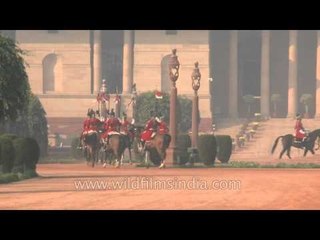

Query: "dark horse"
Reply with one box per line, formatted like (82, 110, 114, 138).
(134, 125, 171, 168)
(100, 134, 127, 168)
(83, 132, 100, 167)
(119, 125, 135, 165)
(271, 129, 320, 159)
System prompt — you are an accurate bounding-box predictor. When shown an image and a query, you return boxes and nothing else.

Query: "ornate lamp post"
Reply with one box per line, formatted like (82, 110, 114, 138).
(97, 79, 109, 120)
(191, 62, 201, 148)
(167, 49, 180, 164)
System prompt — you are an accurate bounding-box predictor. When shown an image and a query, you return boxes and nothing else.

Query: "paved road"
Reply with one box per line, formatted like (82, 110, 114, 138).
(1, 163, 320, 209)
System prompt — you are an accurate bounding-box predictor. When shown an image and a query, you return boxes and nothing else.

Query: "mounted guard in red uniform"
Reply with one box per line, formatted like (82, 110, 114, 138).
(157, 115, 169, 135)
(140, 111, 159, 145)
(101, 109, 121, 144)
(78, 109, 99, 149)
(294, 113, 307, 142)
(120, 112, 134, 139)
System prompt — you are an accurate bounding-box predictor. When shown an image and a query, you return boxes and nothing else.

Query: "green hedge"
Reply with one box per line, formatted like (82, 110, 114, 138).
(70, 137, 83, 159)
(215, 135, 232, 163)
(176, 134, 191, 165)
(12, 137, 27, 173)
(24, 138, 40, 171)
(0, 137, 15, 173)
(13, 137, 40, 171)
(198, 135, 217, 166)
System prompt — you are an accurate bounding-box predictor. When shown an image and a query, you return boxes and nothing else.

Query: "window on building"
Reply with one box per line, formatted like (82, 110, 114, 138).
(48, 30, 59, 33)
(165, 30, 178, 35)
(43, 54, 57, 93)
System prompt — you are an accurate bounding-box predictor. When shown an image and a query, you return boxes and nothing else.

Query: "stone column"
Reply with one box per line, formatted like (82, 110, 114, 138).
(94, 30, 102, 94)
(122, 30, 134, 94)
(260, 30, 270, 118)
(191, 92, 199, 148)
(229, 30, 238, 118)
(316, 31, 320, 119)
(287, 30, 298, 118)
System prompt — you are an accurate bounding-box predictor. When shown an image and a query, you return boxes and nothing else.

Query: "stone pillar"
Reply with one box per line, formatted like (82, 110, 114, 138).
(229, 30, 238, 118)
(287, 30, 298, 118)
(260, 30, 270, 118)
(94, 30, 102, 94)
(122, 30, 134, 94)
(316, 31, 320, 119)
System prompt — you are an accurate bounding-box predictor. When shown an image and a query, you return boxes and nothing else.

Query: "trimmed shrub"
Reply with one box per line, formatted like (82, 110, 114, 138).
(0, 173, 20, 184)
(176, 134, 191, 165)
(70, 137, 83, 159)
(198, 135, 217, 166)
(0, 137, 15, 173)
(12, 137, 26, 173)
(215, 135, 232, 163)
(13, 137, 40, 172)
(24, 138, 40, 171)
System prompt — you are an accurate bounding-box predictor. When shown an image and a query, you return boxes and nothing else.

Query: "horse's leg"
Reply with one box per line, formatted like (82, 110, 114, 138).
(159, 148, 166, 169)
(286, 147, 292, 159)
(115, 154, 120, 168)
(103, 149, 108, 168)
(145, 150, 150, 169)
(279, 147, 287, 159)
(120, 153, 124, 166)
(311, 148, 315, 155)
(303, 147, 308, 157)
(91, 148, 95, 168)
(128, 147, 132, 165)
(114, 146, 121, 168)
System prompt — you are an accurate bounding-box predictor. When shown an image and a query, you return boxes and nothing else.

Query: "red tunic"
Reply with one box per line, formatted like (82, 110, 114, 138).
(121, 119, 133, 138)
(83, 118, 90, 132)
(294, 120, 306, 140)
(158, 121, 169, 135)
(141, 119, 158, 141)
(101, 117, 121, 139)
(88, 118, 100, 131)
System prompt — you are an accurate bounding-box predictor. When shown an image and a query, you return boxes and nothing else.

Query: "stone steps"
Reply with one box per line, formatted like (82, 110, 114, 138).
(230, 118, 320, 160)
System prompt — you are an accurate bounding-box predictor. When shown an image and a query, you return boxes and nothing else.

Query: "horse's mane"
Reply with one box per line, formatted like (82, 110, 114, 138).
(310, 128, 320, 139)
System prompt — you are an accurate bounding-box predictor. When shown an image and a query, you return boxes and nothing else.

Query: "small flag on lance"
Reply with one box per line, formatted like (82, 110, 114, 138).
(154, 90, 163, 99)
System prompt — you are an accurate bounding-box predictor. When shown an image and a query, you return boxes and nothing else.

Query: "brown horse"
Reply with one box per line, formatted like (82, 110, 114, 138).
(83, 132, 100, 167)
(100, 134, 127, 168)
(133, 125, 171, 168)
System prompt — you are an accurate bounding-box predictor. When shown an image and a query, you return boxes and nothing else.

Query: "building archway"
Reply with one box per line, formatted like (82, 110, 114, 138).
(161, 54, 171, 93)
(43, 54, 62, 93)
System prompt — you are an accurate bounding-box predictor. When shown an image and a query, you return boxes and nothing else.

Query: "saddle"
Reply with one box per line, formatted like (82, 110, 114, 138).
(85, 130, 98, 135)
(293, 137, 302, 143)
(108, 131, 120, 136)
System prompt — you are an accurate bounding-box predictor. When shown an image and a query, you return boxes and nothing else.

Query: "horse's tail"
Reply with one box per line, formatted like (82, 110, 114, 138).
(271, 136, 283, 154)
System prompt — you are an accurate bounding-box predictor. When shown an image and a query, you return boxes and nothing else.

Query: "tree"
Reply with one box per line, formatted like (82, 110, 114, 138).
(27, 93, 48, 157)
(300, 94, 313, 118)
(242, 95, 255, 118)
(0, 34, 31, 125)
(133, 91, 199, 133)
(271, 94, 282, 118)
